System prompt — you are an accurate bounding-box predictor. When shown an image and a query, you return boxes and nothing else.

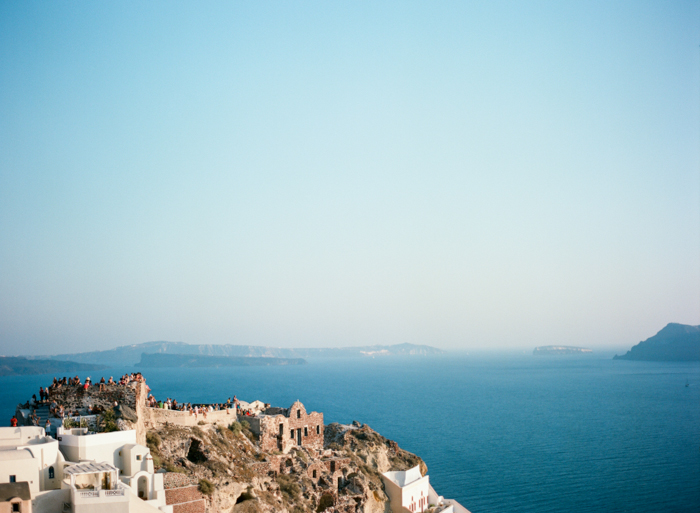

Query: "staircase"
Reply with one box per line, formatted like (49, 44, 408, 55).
(34, 404, 51, 421)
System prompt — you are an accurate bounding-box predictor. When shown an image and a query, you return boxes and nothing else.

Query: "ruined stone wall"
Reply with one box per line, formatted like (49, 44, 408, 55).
(306, 460, 326, 480)
(286, 401, 324, 451)
(322, 456, 351, 474)
(256, 401, 324, 453)
(249, 457, 282, 478)
(143, 407, 235, 429)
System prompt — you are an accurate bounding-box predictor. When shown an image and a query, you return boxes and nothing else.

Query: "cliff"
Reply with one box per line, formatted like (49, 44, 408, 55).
(149, 420, 425, 513)
(43, 341, 445, 366)
(136, 353, 307, 368)
(613, 323, 700, 361)
(18, 377, 426, 512)
(0, 356, 106, 376)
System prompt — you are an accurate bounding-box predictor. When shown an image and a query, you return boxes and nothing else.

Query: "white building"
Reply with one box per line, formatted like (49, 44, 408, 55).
(0, 427, 171, 513)
(56, 428, 170, 513)
(381, 466, 471, 513)
(64, 462, 130, 513)
(382, 466, 431, 513)
(119, 444, 168, 507)
(0, 427, 64, 494)
(56, 428, 135, 470)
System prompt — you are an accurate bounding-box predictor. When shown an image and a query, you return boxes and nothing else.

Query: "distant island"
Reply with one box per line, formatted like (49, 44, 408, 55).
(34, 341, 444, 366)
(0, 356, 106, 376)
(136, 353, 307, 368)
(614, 323, 700, 361)
(533, 346, 592, 355)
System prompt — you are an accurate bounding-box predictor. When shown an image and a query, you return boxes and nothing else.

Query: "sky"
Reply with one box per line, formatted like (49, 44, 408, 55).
(1, 1, 699, 355)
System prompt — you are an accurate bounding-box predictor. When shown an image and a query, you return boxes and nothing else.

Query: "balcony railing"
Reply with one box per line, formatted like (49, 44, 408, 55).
(75, 488, 127, 500)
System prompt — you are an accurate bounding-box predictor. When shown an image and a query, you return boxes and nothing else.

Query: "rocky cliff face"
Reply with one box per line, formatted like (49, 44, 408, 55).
(148, 419, 426, 513)
(16, 379, 426, 513)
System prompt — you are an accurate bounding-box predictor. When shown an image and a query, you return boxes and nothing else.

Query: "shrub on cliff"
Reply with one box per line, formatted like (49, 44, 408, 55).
(198, 478, 215, 496)
(217, 424, 234, 441)
(63, 417, 88, 429)
(229, 420, 257, 442)
(95, 409, 118, 433)
(276, 474, 301, 502)
(294, 449, 308, 463)
(146, 431, 162, 449)
(146, 431, 163, 469)
(164, 461, 186, 473)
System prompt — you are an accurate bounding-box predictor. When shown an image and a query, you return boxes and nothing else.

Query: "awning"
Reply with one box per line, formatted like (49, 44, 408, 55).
(64, 461, 118, 475)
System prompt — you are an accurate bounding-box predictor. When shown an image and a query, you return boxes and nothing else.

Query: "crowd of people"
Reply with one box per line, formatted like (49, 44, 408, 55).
(145, 394, 258, 418)
(10, 372, 264, 428)
(10, 372, 147, 427)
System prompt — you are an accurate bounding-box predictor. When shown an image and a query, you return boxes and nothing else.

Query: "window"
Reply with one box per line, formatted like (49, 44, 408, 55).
(290, 430, 294, 439)
(296, 410, 301, 419)
(316, 425, 320, 435)
(330, 461, 335, 472)
(312, 470, 317, 478)
(49, 467, 55, 479)
(9, 475, 16, 483)
(137, 455, 142, 461)
(304, 427, 308, 437)
(12, 503, 20, 513)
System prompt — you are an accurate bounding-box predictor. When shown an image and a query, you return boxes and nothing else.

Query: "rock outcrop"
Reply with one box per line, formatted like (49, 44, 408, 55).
(148, 418, 425, 512)
(614, 323, 700, 361)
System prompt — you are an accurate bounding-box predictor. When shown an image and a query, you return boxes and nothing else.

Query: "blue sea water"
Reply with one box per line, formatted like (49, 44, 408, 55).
(1, 353, 699, 513)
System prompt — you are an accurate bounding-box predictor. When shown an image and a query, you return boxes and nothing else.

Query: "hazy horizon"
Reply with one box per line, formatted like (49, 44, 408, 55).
(1, 2, 699, 356)
(3, 337, 664, 358)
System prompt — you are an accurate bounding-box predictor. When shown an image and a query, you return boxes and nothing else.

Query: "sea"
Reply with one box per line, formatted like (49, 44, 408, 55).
(1, 352, 699, 513)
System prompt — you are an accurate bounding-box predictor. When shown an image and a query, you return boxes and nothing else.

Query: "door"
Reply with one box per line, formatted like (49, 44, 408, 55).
(138, 476, 148, 499)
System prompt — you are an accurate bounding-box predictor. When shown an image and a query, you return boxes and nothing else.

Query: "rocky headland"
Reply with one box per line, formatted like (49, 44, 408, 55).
(614, 323, 700, 361)
(0, 356, 106, 376)
(147, 420, 425, 513)
(15, 375, 429, 513)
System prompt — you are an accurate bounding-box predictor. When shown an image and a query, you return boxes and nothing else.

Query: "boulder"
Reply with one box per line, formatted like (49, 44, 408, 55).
(117, 404, 138, 423)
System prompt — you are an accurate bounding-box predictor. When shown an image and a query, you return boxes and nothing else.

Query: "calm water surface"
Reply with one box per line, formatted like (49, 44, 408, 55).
(1, 354, 698, 513)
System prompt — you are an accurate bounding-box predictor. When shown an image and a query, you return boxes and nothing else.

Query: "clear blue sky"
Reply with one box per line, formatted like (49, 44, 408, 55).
(1, 1, 698, 355)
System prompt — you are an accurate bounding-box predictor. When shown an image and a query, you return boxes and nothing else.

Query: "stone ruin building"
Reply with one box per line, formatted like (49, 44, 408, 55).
(246, 400, 324, 453)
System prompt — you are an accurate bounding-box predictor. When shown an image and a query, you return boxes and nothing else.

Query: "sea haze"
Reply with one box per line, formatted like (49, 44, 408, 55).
(1, 354, 698, 513)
